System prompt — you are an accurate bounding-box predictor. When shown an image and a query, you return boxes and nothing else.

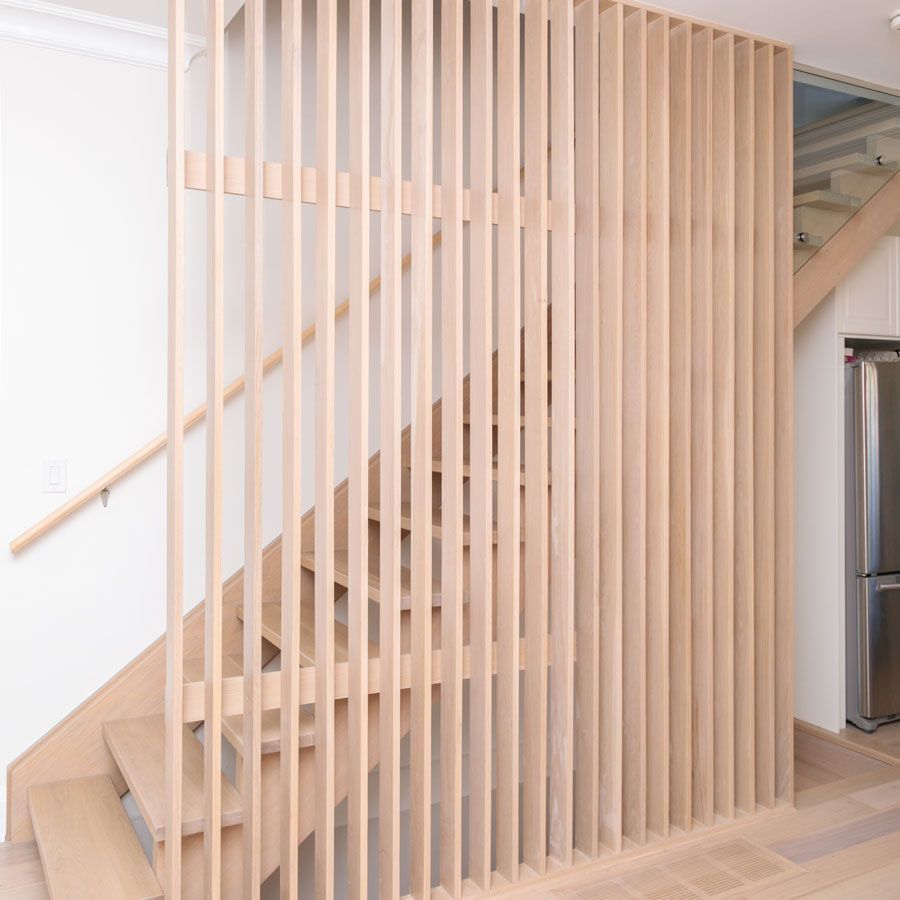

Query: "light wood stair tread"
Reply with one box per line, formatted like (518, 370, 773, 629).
(420, 459, 541, 486)
(300, 550, 442, 611)
(793, 189, 862, 211)
(238, 601, 378, 658)
(181, 656, 314, 756)
(235, 601, 348, 664)
(102, 715, 242, 842)
(27, 775, 162, 900)
(0, 840, 48, 899)
(794, 151, 897, 186)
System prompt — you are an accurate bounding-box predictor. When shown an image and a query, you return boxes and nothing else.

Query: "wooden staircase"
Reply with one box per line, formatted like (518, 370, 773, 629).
(793, 101, 900, 271)
(4, 337, 543, 899)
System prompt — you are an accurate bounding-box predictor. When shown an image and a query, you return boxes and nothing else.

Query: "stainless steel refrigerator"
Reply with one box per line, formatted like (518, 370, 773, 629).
(847, 360, 900, 731)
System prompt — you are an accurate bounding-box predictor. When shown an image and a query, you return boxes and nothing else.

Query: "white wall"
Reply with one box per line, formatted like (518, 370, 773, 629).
(793, 290, 846, 732)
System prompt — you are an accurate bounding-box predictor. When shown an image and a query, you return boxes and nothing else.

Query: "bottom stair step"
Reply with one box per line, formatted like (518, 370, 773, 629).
(0, 840, 48, 899)
(103, 715, 242, 842)
(27, 775, 162, 900)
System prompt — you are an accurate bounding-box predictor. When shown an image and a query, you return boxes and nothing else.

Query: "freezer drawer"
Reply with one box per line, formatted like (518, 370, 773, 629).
(854, 575, 900, 719)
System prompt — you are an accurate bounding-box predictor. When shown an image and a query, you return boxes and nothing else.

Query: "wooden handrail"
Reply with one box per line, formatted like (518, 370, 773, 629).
(9, 229, 442, 554)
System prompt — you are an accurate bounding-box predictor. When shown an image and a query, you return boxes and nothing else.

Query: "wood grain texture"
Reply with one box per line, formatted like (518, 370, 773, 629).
(668, 18, 692, 837)
(773, 46, 795, 805)
(753, 42, 776, 813)
(690, 25, 715, 829)
(346, 0, 369, 897)
(597, 0, 625, 855)
(468, 0, 494, 888)
(242, 0, 265, 894)
(574, 0, 600, 860)
(523, 0, 550, 874)
(440, 0, 465, 892)
(622, 6, 647, 848)
(549, 0, 576, 867)
(495, 0, 522, 882)
(711, 30, 736, 824)
(379, 0, 402, 895)
(204, 0, 225, 894)
(734, 37, 756, 817)
(645, 11, 670, 842)
(315, 0, 337, 895)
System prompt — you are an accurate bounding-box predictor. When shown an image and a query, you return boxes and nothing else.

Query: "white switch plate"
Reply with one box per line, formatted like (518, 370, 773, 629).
(42, 459, 67, 493)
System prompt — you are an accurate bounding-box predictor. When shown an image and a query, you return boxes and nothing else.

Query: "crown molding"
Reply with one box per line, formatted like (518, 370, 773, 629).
(0, 0, 205, 71)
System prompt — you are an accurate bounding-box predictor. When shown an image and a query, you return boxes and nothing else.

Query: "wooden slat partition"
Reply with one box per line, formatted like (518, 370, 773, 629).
(162, 3, 795, 895)
(622, 6, 647, 848)
(574, 0, 600, 861)
(468, 0, 493, 889)
(204, 0, 224, 895)
(549, 0, 577, 868)
(734, 36, 756, 817)
(645, 11, 670, 842)
(408, 0, 433, 896)
(495, 0, 522, 883)
(523, 0, 550, 876)
(753, 42, 777, 812)
(379, 0, 402, 895)
(668, 17, 692, 837)
(440, 0, 464, 893)
(315, 0, 337, 895)
(597, 0, 625, 856)
(242, 0, 265, 893)
(690, 24, 715, 829)
(774, 45, 795, 805)
(164, 0, 185, 895)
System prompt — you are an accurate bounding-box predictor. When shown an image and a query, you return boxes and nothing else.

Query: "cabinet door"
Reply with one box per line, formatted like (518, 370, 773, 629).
(837, 236, 900, 338)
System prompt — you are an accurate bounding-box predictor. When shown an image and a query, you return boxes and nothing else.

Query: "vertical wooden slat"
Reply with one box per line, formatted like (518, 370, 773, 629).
(773, 46, 794, 805)
(281, 1, 302, 897)
(711, 30, 735, 823)
(408, 0, 433, 895)
(469, 0, 493, 889)
(204, 0, 224, 894)
(690, 25, 714, 829)
(315, 0, 336, 894)
(645, 11, 670, 842)
(165, 0, 185, 895)
(734, 36, 756, 817)
(522, 0, 549, 873)
(495, 0, 521, 882)
(440, 0, 464, 892)
(622, 6, 647, 849)
(753, 41, 777, 812)
(242, 0, 264, 893)
(598, 0, 624, 855)
(549, 0, 576, 868)
(347, 0, 369, 895)
(379, 0, 402, 895)
(668, 18, 692, 838)
(574, 0, 600, 861)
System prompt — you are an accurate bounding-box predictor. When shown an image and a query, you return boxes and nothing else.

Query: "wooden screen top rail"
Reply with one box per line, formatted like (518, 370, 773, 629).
(184, 150, 549, 229)
(8, 230, 438, 555)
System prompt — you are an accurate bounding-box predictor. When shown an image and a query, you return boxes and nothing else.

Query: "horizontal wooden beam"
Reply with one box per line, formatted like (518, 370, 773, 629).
(184, 150, 547, 228)
(794, 170, 900, 328)
(182, 636, 537, 722)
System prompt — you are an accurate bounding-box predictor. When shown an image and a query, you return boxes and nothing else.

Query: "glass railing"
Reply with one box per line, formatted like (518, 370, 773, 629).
(794, 70, 900, 272)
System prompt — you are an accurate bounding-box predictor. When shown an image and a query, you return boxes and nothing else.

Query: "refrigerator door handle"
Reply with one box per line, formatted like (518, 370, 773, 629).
(876, 583, 900, 592)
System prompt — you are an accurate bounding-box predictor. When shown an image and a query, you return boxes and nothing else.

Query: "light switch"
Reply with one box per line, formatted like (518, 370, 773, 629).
(42, 459, 67, 493)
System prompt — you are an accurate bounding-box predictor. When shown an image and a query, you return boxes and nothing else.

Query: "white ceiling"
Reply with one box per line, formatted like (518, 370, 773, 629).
(652, 0, 900, 92)
(46, 0, 900, 93)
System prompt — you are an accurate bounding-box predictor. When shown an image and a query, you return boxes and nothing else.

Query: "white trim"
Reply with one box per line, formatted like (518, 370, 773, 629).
(0, 0, 205, 71)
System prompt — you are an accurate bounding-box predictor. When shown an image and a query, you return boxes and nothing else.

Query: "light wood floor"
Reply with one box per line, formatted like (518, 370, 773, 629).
(5, 722, 900, 899)
(509, 725, 900, 899)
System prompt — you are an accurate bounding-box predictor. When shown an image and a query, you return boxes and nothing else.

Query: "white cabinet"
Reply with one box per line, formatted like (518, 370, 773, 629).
(836, 236, 900, 338)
